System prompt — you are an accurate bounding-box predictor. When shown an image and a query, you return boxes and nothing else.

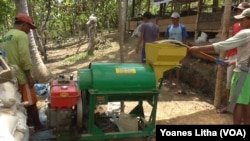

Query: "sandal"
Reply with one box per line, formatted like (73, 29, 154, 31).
(216, 107, 229, 114)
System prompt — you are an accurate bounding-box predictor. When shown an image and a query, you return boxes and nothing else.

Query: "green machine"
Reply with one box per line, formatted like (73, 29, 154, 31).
(50, 40, 187, 141)
(77, 63, 158, 140)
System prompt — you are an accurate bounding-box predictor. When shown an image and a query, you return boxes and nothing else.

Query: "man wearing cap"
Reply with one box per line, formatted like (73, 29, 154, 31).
(1, 13, 46, 131)
(136, 11, 160, 63)
(218, 2, 250, 114)
(164, 12, 188, 85)
(164, 12, 188, 43)
(189, 8, 250, 125)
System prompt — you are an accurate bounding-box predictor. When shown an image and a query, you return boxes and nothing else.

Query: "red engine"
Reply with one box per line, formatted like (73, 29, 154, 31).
(47, 75, 80, 131)
(50, 76, 79, 109)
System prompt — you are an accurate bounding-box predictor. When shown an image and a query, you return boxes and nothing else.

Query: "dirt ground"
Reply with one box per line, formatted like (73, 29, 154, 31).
(43, 32, 233, 128)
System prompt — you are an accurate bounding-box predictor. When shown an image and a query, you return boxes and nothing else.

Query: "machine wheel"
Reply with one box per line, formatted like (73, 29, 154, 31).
(77, 90, 89, 129)
(77, 93, 83, 129)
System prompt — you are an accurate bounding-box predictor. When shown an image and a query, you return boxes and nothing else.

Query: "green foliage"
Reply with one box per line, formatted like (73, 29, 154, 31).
(0, 0, 15, 36)
(94, 0, 119, 29)
(22, 0, 120, 42)
(63, 52, 87, 64)
(0, 0, 14, 19)
(0, 0, 242, 45)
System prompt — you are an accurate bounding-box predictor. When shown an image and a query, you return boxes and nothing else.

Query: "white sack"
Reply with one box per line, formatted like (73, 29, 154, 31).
(22, 127, 30, 141)
(131, 23, 142, 37)
(16, 111, 28, 133)
(0, 134, 15, 141)
(13, 128, 29, 141)
(0, 113, 18, 138)
(13, 130, 24, 141)
(0, 108, 16, 115)
(0, 81, 18, 108)
(195, 32, 207, 44)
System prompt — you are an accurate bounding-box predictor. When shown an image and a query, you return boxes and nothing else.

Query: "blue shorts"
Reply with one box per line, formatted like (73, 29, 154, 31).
(141, 47, 146, 63)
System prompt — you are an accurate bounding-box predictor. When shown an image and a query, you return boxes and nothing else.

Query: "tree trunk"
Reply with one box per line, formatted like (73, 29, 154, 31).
(28, 3, 47, 61)
(87, 29, 95, 56)
(14, 0, 53, 83)
(87, 15, 97, 56)
(118, 0, 127, 112)
(214, 0, 232, 109)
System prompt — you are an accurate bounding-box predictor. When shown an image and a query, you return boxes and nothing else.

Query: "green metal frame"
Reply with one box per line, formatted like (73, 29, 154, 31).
(55, 89, 159, 141)
(53, 66, 182, 141)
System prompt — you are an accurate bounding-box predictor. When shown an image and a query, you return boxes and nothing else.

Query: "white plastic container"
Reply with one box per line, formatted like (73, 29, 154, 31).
(118, 113, 138, 131)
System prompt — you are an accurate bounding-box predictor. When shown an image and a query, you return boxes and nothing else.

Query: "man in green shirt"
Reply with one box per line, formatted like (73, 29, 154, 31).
(1, 13, 46, 132)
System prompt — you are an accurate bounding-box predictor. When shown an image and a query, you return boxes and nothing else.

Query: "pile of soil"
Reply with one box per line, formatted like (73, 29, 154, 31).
(181, 54, 225, 98)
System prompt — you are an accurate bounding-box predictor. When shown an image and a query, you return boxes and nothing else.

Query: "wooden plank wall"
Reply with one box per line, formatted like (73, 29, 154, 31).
(127, 21, 139, 31)
(127, 16, 196, 33)
(127, 11, 236, 33)
(128, 15, 203, 33)
(157, 15, 196, 32)
(198, 12, 222, 32)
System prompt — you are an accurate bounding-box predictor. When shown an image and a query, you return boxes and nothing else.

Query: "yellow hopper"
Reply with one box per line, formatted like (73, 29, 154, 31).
(145, 39, 187, 83)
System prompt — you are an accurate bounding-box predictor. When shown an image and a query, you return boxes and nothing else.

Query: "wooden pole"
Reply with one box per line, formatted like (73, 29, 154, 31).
(147, 0, 150, 11)
(194, 0, 202, 42)
(131, 0, 135, 17)
(214, 0, 232, 109)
